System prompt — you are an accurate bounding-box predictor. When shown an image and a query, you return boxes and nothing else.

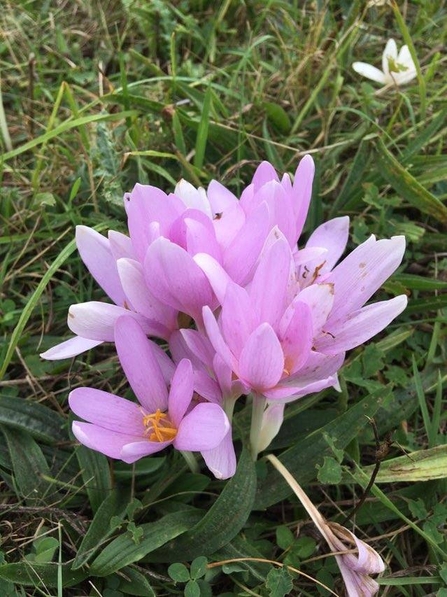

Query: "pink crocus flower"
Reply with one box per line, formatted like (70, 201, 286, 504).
(69, 316, 231, 477)
(199, 229, 407, 455)
(40, 226, 178, 360)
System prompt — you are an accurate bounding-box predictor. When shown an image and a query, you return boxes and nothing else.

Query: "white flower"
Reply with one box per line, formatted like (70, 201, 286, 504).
(353, 38, 417, 86)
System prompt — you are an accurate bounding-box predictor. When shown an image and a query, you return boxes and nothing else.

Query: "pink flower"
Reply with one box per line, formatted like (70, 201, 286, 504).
(69, 316, 231, 477)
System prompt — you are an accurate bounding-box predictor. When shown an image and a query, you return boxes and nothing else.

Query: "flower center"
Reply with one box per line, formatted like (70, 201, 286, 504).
(142, 409, 177, 442)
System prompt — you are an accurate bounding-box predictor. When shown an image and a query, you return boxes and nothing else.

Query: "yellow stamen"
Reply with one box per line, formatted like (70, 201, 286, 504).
(142, 409, 177, 442)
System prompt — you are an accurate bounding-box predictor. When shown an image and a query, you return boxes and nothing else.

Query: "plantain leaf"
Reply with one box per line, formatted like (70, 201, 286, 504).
(0, 395, 64, 443)
(0, 426, 56, 505)
(72, 488, 129, 569)
(74, 444, 112, 514)
(0, 562, 87, 588)
(254, 391, 383, 509)
(146, 447, 257, 562)
(90, 509, 202, 576)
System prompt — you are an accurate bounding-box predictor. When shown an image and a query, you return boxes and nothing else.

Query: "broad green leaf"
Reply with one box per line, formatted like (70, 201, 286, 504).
(265, 567, 293, 597)
(0, 562, 87, 588)
(1, 427, 55, 505)
(376, 139, 447, 224)
(147, 448, 257, 562)
(254, 391, 383, 509)
(358, 445, 447, 483)
(75, 444, 112, 514)
(0, 395, 64, 443)
(72, 489, 129, 569)
(115, 566, 156, 596)
(90, 510, 202, 576)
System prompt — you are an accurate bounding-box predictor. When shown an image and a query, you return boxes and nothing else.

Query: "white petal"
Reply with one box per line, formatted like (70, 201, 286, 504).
(352, 62, 386, 84)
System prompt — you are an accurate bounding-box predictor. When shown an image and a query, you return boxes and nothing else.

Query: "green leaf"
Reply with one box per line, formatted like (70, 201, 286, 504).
(185, 579, 201, 597)
(194, 86, 212, 170)
(190, 556, 208, 580)
(376, 139, 447, 224)
(276, 526, 294, 551)
(115, 566, 156, 596)
(0, 427, 54, 504)
(90, 510, 201, 576)
(75, 444, 112, 513)
(264, 102, 291, 134)
(72, 489, 129, 569)
(255, 390, 383, 509)
(358, 445, 447, 483)
(265, 567, 293, 597)
(147, 448, 257, 562)
(0, 395, 64, 443)
(0, 562, 87, 588)
(316, 456, 343, 484)
(168, 562, 190, 583)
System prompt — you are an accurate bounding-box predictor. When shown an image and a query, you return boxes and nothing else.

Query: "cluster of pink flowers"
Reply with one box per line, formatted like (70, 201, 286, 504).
(42, 155, 406, 481)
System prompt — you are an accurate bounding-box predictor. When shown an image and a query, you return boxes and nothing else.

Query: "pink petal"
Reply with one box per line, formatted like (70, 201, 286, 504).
(76, 226, 126, 306)
(207, 179, 239, 213)
(144, 237, 215, 322)
(305, 216, 350, 273)
(293, 284, 335, 336)
(193, 370, 223, 404)
(108, 230, 135, 261)
(174, 403, 230, 451)
(238, 324, 284, 391)
(224, 202, 270, 286)
(174, 180, 212, 217)
(168, 359, 194, 427)
(67, 302, 156, 341)
(292, 155, 315, 241)
(256, 402, 285, 453)
(194, 253, 232, 305)
(40, 336, 103, 360)
(202, 306, 234, 369)
(325, 235, 405, 323)
(169, 329, 214, 369)
(120, 439, 172, 463)
(72, 421, 144, 460)
(114, 316, 169, 412)
(125, 184, 183, 261)
(221, 283, 258, 358)
(316, 295, 408, 354)
(279, 301, 313, 374)
(201, 429, 237, 479)
(117, 258, 177, 336)
(249, 236, 292, 329)
(69, 387, 144, 434)
(251, 161, 279, 191)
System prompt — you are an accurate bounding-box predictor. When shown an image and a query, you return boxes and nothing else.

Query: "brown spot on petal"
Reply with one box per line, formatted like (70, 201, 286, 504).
(68, 312, 74, 319)
(359, 262, 366, 268)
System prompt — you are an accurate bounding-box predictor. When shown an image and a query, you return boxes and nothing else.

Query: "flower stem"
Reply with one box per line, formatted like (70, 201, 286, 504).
(249, 393, 266, 461)
(180, 450, 199, 474)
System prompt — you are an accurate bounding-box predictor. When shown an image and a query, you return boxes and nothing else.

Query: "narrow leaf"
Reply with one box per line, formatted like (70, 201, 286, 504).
(376, 139, 447, 223)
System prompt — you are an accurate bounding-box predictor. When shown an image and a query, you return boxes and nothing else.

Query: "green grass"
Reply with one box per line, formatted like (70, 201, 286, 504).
(1, 0, 447, 595)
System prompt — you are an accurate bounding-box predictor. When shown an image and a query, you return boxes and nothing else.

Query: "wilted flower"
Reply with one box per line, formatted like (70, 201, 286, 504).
(353, 38, 417, 86)
(267, 454, 385, 597)
(69, 316, 231, 478)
